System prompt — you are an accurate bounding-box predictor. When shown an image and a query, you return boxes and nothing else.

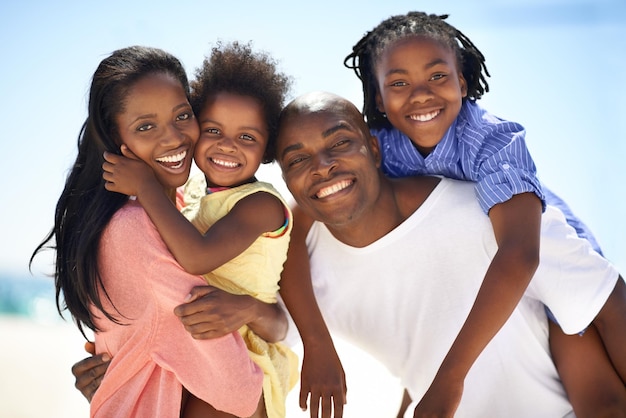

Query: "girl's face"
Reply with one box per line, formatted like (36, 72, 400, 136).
(194, 92, 269, 188)
(374, 36, 467, 156)
(115, 72, 199, 190)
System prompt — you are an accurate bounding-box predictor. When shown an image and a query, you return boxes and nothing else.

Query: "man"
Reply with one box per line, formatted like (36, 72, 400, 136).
(274, 92, 625, 417)
(73, 92, 626, 417)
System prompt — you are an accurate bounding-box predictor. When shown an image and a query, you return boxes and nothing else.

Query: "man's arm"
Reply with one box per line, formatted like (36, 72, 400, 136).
(71, 342, 110, 402)
(279, 205, 347, 418)
(396, 389, 413, 418)
(174, 285, 288, 343)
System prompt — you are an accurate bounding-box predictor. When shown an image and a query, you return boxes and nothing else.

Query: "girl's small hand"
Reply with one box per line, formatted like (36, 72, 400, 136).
(119, 144, 139, 160)
(102, 145, 158, 197)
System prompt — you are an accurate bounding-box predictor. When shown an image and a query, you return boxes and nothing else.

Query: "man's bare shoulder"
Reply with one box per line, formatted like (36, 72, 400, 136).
(392, 175, 442, 217)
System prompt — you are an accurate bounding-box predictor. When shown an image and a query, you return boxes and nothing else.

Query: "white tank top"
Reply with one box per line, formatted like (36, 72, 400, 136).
(305, 178, 617, 417)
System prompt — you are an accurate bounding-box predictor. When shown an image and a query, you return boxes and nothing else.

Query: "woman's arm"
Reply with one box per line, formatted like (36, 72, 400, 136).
(71, 287, 286, 403)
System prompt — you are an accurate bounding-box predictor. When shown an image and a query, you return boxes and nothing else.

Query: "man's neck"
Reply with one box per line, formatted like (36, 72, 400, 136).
(325, 175, 440, 248)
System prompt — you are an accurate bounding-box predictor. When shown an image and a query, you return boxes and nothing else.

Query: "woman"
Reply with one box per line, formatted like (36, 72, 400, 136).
(31, 45, 286, 417)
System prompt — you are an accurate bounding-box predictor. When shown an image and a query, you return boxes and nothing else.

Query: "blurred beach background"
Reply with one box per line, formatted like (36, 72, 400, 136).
(1, 0, 625, 416)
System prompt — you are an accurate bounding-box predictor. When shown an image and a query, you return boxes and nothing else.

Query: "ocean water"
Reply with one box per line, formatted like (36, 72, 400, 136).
(0, 274, 64, 323)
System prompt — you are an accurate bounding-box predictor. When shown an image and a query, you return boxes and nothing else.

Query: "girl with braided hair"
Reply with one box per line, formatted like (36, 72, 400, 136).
(345, 11, 625, 418)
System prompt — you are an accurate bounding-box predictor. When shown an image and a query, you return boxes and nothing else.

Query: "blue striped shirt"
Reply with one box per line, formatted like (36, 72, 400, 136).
(373, 100, 602, 253)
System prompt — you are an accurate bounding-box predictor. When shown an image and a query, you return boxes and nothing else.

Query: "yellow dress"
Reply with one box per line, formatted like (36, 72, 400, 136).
(183, 174, 299, 418)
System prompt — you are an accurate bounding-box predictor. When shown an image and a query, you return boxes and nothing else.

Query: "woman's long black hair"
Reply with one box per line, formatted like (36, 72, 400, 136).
(30, 46, 190, 338)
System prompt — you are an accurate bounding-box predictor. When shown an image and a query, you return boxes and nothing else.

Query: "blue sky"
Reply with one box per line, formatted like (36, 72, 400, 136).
(2, 0, 625, 277)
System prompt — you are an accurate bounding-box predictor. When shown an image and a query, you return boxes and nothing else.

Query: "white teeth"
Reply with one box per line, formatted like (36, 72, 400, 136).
(156, 150, 187, 163)
(212, 158, 239, 168)
(409, 110, 440, 122)
(316, 179, 352, 198)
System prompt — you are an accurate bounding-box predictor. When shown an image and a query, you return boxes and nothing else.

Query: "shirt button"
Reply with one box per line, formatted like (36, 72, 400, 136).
(502, 163, 510, 169)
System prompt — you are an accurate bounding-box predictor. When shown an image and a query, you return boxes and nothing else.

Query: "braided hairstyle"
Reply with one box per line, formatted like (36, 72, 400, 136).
(344, 11, 490, 129)
(190, 41, 292, 163)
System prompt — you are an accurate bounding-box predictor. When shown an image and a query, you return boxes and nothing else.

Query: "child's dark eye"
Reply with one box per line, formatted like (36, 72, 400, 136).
(390, 80, 408, 87)
(137, 124, 154, 132)
(204, 127, 220, 134)
(431, 73, 447, 81)
(240, 134, 255, 142)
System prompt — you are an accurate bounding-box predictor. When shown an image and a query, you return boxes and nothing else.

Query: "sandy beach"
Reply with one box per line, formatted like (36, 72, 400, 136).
(1, 316, 88, 418)
(1, 315, 403, 417)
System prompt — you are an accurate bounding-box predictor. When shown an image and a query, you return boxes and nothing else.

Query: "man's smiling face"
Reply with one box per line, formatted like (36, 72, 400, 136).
(276, 93, 381, 227)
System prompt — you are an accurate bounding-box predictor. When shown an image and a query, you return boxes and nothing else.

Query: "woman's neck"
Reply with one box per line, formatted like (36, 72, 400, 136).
(165, 188, 176, 203)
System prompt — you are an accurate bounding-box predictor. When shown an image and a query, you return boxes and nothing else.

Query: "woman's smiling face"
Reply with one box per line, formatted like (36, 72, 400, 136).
(115, 72, 199, 190)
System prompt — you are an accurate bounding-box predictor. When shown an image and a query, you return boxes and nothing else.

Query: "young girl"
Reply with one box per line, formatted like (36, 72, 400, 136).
(343, 11, 625, 417)
(102, 41, 301, 418)
(30, 45, 271, 417)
